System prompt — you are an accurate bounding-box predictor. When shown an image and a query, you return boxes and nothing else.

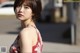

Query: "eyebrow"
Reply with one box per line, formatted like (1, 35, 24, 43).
(24, 4, 29, 6)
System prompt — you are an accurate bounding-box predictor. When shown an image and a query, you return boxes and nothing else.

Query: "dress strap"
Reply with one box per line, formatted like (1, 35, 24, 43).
(30, 25, 37, 29)
(30, 25, 39, 39)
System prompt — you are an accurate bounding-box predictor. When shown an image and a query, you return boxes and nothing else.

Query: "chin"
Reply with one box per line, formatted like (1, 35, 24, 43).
(18, 18, 25, 21)
(17, 17, 25, 21)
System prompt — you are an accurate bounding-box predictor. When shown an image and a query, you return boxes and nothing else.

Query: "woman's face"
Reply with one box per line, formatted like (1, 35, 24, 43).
(15, 3, 33, 21)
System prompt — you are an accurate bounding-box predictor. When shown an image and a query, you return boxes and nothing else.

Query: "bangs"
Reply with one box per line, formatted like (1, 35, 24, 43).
(14, 0, 36, 10)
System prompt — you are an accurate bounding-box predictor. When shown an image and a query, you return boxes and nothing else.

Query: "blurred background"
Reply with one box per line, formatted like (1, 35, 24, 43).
(0, 0, 80, 53)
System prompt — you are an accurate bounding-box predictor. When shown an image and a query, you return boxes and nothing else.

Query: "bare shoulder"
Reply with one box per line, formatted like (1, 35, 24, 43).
(19, 27, 37, 38)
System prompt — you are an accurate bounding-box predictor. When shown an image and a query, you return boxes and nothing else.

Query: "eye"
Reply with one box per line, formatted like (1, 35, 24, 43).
(24, 6, 29, 9)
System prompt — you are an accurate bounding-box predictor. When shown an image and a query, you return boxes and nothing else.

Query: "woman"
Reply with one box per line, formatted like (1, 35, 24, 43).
(9, 0, 43, 53)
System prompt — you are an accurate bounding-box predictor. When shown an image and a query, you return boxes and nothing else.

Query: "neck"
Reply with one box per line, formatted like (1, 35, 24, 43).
(21, 19, 35, 28)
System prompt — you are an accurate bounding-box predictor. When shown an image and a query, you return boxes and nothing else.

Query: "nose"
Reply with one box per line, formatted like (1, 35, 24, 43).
(19, 6, 24, 12)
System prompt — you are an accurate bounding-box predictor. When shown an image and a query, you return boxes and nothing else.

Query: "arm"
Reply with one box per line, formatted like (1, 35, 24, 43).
(19, 28, 33, 53)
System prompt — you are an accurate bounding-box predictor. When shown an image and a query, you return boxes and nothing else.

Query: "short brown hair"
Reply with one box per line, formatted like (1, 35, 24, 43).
(14, 0, 42, 22)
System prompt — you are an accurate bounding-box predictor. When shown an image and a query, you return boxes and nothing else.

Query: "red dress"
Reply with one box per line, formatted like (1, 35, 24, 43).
(9, 28, 43, 53)
(32, 29, 43, 53)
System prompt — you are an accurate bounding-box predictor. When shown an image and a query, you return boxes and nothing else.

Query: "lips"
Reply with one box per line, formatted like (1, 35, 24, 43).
(17, 13, 24, 17)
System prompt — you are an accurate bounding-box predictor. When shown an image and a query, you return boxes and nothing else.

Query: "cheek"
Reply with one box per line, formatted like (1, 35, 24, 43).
(15, 9, 19, 16)
(25, 10, 33, 18)
(14, 9, 17, 15)
(15, 8, 20, 13)
(14, 10, 19, 19)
